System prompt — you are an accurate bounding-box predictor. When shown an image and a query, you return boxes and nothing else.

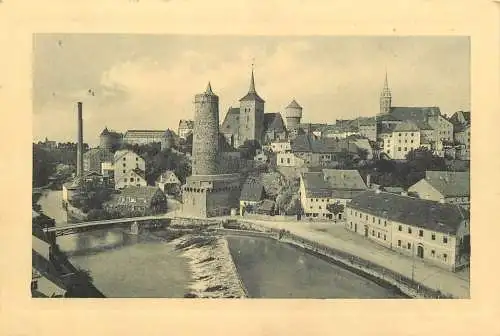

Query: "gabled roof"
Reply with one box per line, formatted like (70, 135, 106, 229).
(221, 107, 240, 134)
(390, 106, 441, 122)
(286, 99, 302, 109)
(240, 180, 265, 201)
(322, 169, 367, 190)
(347, 190, 469, 235)
(156, 170, 179, 183)
(392, 121, 420, 132)
(290, 134, 359, 154)
(301, 170, 367, 199)
(449, 111, 471, 127)
(423, 171, 470, 197)
(132, 168, 146, 180)
(113, 149, 143, 162)
(264, 113, 285, 133)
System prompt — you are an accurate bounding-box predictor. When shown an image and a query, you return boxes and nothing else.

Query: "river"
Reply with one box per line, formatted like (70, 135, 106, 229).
(37, 190, 403, 298)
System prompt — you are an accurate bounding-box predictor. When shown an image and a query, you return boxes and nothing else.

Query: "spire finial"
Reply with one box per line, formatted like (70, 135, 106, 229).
(384, 68, 389, 89)
(205, 81, 213, 94)
(249, 59, 256, 93)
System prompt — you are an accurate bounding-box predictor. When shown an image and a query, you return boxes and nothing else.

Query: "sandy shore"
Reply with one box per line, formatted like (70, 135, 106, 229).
(171, 235, 247, 299)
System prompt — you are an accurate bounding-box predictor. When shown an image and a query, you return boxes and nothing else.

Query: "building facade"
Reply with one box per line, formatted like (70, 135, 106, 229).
(378, 121, 421, 160)
(123, 130, 167, 146)
(284, 99, 303, 129)
(299, 169, 367, 220)
(408, 171, 470, 209)
(83, 148, 113, 174)
(345, 190, 470, 271)
(113, 149, 146, 190)
(178, 119, 194, 140)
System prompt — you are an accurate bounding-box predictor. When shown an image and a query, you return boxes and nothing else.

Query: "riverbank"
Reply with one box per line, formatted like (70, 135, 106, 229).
(170, 234, 247, 298)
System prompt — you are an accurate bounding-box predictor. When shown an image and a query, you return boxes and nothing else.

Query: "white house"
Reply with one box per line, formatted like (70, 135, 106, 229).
(408, 171, 470, 209)
(270, 140, 291, 153)
(155, 170, 181, 194)
(299, 169, 367, 220)
(113, 149, 147, 190)
(345, 190, 470, 271)
(379, 121, 421, 160)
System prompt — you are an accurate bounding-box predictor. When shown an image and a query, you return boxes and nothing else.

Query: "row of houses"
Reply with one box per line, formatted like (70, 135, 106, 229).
(295, 168, 470, 270)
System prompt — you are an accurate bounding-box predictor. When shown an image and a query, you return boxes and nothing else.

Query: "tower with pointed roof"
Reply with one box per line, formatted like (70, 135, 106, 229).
(284, 99, 303, 129)
(239, 67, 265, 145)
(380, 71, 392, 115)
(192, 82, 220, 175)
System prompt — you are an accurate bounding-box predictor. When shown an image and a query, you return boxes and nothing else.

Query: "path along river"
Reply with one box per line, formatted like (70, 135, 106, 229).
(37, 190, 404, 298)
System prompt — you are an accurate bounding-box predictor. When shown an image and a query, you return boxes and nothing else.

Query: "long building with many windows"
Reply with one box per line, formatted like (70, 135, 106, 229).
(345, 190, 470, 271)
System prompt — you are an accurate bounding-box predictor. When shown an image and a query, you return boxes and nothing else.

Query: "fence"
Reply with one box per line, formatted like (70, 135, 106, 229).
(277, 230, 453, 299)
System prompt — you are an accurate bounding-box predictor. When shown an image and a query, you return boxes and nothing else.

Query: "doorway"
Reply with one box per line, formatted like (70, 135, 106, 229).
(417, 245, 424, 259)
(364, 225, 368, 237)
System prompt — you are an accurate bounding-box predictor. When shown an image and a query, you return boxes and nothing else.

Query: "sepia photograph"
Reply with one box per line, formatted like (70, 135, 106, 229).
(31, 34, 471, 299)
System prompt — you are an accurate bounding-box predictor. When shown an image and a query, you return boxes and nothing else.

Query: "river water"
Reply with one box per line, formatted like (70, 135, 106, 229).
(37, 190, 403, 298)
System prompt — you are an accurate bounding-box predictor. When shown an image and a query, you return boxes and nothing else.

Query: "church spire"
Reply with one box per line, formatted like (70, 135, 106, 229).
(248, 62, 256, 93)
(205, 81, 213, 94)
(383, 69, 389, 90)
(380, 69, 392, 114)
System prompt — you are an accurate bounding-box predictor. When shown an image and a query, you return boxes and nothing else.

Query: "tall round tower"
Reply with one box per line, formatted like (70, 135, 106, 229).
(284, 99, 303, 129)
(192, 82, 219, 175)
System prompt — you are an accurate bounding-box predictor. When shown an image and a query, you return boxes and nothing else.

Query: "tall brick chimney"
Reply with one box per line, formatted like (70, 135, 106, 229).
(76, 101, 84, 178)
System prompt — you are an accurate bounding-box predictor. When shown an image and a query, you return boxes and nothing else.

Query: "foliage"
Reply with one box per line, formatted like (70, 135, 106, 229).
(260, 171, 285, 199)
(33, 144, 57, 187)
(326, 202, 345, 216)
(357, 148, 369, 161)
(238, 140, 262, 160)
(284, 197, 302, 216)
(120, 143, 192, 185)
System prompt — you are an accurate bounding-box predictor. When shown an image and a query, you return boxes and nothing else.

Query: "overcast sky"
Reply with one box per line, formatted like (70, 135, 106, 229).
(32, 34, 470, 146)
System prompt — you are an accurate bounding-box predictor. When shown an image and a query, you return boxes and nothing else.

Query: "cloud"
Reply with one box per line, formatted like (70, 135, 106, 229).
(33, 36, 470, 145)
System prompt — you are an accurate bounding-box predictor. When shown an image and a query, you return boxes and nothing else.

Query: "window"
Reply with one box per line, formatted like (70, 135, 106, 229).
(407, 242, 411, 249)
(124, 178, 127, 182)
(123, 163, 126, 167)
(372, 230, 375, 236)
(432, 234, 436, 240)
(384, 221, 387, 227)
(404, 147, 407, 151)
(431, 250, 435, 257)
(398, 147, 401, 151)
(419, 230, 423, 237)
(319, 206, 322, 210)
(365, 215, 368, 220)
(130, 178, 134, 182)
(398, 240, 401, 247)
(443, 236, 448, 244)
(398, 225, 402, 231)
(377, 232, 380, 238)
(136, 157, 139, 161)
(408, 227, 412, 234)
(398, 133, 401, 136)
(411, 133, 414, 136)
(443, 253, 448, 261)
(372, 217, 375, 223)
(287, 158, 290, 164)
(411, 140, 414, 143)
(123, 170, 126, 173)
(405, 139, 408, 143)
(384, 234, 387, 241)
(123, 157, 126, 161)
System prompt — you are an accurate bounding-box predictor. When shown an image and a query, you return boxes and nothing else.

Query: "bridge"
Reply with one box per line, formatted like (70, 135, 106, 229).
(43, 214, 175, 237)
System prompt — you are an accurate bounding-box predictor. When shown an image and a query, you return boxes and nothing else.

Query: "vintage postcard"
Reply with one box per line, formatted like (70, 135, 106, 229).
(1, 0, 499, 335)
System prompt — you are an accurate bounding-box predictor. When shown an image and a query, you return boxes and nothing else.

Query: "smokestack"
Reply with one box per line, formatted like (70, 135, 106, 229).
(77, 102, 84, 178)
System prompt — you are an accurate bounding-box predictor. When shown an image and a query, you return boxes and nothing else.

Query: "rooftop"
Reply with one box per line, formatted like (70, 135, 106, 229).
(423, 171, 470, 197)
(240, 180, 265, 202)
(347, 190, 469, 235)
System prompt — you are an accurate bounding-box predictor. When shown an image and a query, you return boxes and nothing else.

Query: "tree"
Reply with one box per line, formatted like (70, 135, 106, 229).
(326, 202, 345, 219)
(285, 197, 302, 216)
(33, 143, 57, 187)
(275, 188, 293, 215)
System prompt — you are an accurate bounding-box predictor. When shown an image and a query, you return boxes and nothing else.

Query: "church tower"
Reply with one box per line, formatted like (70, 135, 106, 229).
(239, 67, 265, 145)
(380, 71, 392, 114)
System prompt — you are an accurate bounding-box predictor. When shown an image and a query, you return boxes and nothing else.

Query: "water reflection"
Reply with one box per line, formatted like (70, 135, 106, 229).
(227, 236, 405, 299)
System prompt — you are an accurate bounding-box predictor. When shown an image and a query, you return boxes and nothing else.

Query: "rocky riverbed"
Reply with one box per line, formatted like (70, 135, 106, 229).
(170, 235, 247, 299)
